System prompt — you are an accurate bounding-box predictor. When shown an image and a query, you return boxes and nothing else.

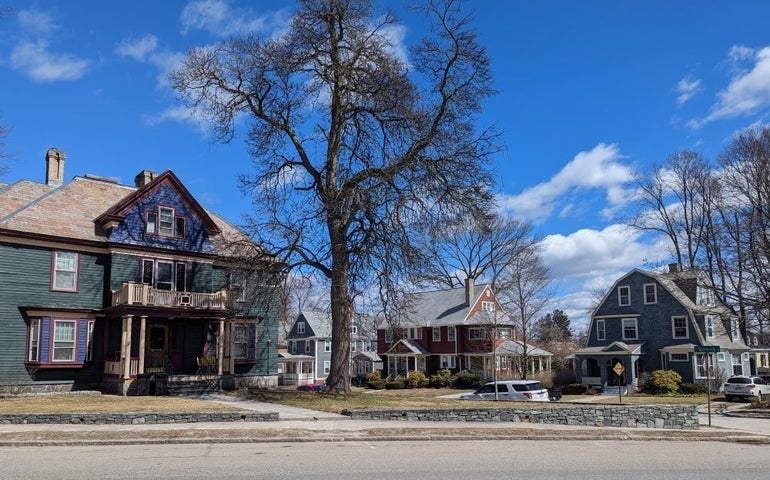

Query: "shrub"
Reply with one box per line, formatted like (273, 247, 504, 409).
(679, 382, 706, 395)
(384, 380, 405, 390)
(428, 368, 452, 388)
(366, 380, 385, 390)
(561, 383, 588, 395)
(366, 370, 383, 382)
(452, 370, 483, 389)
(407, 370, 429, 388)
(645, 369, 682, 394)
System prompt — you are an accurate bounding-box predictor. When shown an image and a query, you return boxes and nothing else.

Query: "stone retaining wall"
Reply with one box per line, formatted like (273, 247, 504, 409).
(0, 411, 278, 425)
(344, 405, 700, 430)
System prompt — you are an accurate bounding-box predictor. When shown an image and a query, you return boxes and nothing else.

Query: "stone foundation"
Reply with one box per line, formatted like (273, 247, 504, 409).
(0, 411, 278, 425)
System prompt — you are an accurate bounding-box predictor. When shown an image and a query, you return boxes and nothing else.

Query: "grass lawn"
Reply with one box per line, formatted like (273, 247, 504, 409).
(0, 388, 721, 415)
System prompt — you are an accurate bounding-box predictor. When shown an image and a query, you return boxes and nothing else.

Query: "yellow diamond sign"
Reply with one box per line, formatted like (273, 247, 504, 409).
(613, 362, 625, 376)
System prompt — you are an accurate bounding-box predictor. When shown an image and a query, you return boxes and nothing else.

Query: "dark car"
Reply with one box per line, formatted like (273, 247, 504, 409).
(296, 383, 326, 393)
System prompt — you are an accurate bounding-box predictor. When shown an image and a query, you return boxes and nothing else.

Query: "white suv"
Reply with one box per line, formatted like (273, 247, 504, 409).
(460, 380, 550, 402)
(723, 375, 770, 402)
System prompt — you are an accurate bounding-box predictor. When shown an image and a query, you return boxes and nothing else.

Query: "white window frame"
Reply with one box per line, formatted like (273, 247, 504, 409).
(305, 341, 310, 353)
(350, 340, 356, 352)
(669, 352, 688, 362)
(158, 206, 175, 236)
(324, 340, 331, 352)
(297, 322, 305, 335)
(672, 316, 688, 339)
(482, 301, 495, 312)
(290, 340, 296, 354)
(498, 327, 512, 339)
(440, 355, 455, 369)
(705, 315, 715, 339)
(732, 354, 742, 375)
(52, 251, 78, 292)
(447, 326, 456, 342)
(409, 327, 422, 340)
(323, 360, 331, 374)
(618, 285, 631, 306)
(52, 319, 77, 362)
(622, 318, 638, 340)
(695, 353, 709, 379)
(433, 327, 441, 342)
(643, 283, 657, 304)
(229, 271, 247, 302)
(28, 318, 41, 362)
(469, 327, 486, 340)
(717, 352, 725, 362)
(85, 320, 95, 362)
(596, 319, 606, 341)
(351, 325, 358, 335)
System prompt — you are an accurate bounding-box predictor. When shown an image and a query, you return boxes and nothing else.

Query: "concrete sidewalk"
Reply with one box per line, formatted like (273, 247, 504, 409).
(0, 395, 767, 447)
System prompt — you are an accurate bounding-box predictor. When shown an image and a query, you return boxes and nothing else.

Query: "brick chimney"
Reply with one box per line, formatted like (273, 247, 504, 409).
(45, 148, 66, 186)
(134, 170, 158, 188)
(465, 277, 475, 306)
(668, 263, 682, 273)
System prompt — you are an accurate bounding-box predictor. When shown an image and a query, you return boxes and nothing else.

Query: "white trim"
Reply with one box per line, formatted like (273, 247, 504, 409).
(671, 315, 689, 339)
(618, 285, 631, 306)
(621, 318, 638, 340)
(596, 319, 606, 341)
(643, 283, 657, 304)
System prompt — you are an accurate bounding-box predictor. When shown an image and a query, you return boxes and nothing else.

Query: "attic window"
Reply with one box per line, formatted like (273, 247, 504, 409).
(146, 206, 186, 238)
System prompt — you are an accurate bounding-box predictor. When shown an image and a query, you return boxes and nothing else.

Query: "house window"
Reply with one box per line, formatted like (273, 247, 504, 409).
(146, 206, 186, 237)
(670, 353, 688, 362)
(351, 325, 358, 335)
(52, 251, 78, 292)
(695, 353, 708, 378)
(141, 259, 188, 291)
(469, 327, 486, 340)
(28, 318, 40, 362)
(305, 341, 310, 353)
(297, 322, 305, 335)
(85, 321, 95, 362)
(233, 324, 248, 359)
(156, 261, 174, 290)
(385, 330, 393, 343)
(53, 320, 76, 362)
(482, 301, 495, 312)
(324, 340, 331, 352)
(433, 327, 441, 342)
(324, 360, 331, 374)
(622, 318, 637, 340)
(705, 315, 715, 339)
(644, 284, 657, 304)
(440, 355, 456, 368)
(447, 326, 456, 342)
(596, 319, 606, 341)
(672, 316, 688, 339)
(498, 328, 512, 339)
(175, 262, 187, 292)
(731, 319, 740, 341)
(618, 286, 630, 306)
(408, 327, 422, 340)
(717, 352, 725, 362)
(229, 271, 246, 302)
(290, 341, 296, 354)
(350, 341, 356, 352)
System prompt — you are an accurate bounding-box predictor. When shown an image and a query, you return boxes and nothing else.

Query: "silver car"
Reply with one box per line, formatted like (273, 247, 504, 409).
(460, 380, 550, 402)
(723, 375, 770, 402)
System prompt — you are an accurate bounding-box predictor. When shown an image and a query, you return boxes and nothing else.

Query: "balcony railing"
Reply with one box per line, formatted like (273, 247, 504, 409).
(111, 283, 230, 309)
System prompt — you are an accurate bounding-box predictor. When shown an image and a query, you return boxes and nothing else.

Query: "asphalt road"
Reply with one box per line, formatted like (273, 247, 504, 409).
(0, 440, 766, 480)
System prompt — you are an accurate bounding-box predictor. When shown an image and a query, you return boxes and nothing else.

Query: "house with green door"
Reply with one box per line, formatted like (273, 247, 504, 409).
(0, 148, 280, 395)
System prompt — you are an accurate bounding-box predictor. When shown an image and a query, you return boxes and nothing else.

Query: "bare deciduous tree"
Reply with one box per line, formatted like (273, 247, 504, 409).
(170, 0, 497, 393)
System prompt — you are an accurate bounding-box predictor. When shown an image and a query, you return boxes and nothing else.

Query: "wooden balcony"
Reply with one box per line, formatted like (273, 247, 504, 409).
(111, 283, 230, 309)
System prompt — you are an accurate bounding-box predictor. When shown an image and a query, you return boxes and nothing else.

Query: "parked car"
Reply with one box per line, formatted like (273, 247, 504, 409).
(723, 375, 770, 402)
(460, 380, 550, 402)
(296, 383, 326, 393)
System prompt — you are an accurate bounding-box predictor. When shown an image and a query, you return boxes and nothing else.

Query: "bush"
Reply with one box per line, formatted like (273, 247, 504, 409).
(679, 382, 707, 395)
(428, 368, 452, 388)
(366, 370, 383, 382)
(407, 370, 429, 388)
(645, 370, 682, 394)
(384, 380, 405, 390)
(561, 383, 588, 395)
(452, 370, 483, 389)
(366, 380, 385, 389)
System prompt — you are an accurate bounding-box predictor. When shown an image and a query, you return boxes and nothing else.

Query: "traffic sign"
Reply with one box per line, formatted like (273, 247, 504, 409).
(694, 345, 720, 353)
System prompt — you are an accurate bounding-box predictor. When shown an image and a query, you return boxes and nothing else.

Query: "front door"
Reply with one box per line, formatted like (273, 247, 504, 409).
(169, 323, 185, 373)
(146, 325, 168, 373)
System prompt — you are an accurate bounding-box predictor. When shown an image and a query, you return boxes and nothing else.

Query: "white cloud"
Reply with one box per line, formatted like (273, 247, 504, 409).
(690, 45, 770, 128)
(498, 143, 635, 223)
(10, 9, 89, 83)
(676, 77, 701, 106)
(180, 0, 290, 38)
(115, 35, 159, 62)
(10, 40, 88, 83)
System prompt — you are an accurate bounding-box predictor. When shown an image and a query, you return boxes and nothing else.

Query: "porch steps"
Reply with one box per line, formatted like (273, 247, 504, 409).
(600, 385, 628, 396)
(166, 378, 220, 396)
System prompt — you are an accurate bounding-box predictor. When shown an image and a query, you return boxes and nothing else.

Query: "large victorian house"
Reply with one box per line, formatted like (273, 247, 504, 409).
(0, 149, 279, 395)
(573, 264, 749, 392)
(377, 279, 552, 380)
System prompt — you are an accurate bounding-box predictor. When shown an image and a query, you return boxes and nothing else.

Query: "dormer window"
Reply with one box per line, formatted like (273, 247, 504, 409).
(618, 286, 630, 306)
(146, 206, 186, 238)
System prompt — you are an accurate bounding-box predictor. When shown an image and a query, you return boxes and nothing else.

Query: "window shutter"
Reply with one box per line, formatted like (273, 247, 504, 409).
(247, 323, 257, 361)
(40, 317, 52, 363)
(77, 319, 88, 362)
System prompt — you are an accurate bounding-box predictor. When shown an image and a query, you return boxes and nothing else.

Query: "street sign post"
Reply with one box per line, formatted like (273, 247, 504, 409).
(612, 362, 625, 404)
(694, 346, 720, 426)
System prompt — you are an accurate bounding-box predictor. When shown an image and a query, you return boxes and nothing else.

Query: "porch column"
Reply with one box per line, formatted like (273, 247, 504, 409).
(121, 314, 133, 380)
(228, 322, 235, 374)
(218, 318, 225, 376)
(138, 315, 147, 375)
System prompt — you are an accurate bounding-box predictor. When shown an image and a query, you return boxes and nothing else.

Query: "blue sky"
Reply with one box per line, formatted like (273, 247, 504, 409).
(3, 1, 770, 330)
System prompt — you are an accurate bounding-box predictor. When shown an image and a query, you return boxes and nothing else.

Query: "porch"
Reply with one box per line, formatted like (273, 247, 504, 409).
(111, 282, 230, 309)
